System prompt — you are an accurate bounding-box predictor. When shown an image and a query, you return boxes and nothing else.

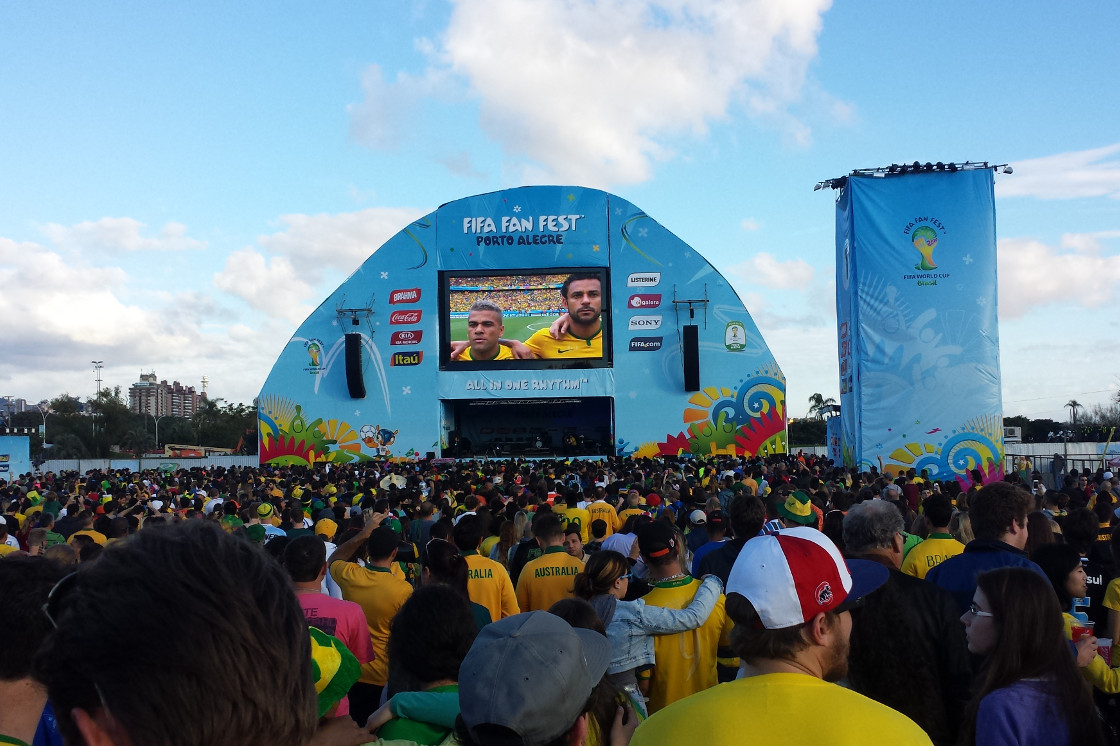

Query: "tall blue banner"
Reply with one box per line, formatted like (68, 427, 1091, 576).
(835, 169, 1003, 487)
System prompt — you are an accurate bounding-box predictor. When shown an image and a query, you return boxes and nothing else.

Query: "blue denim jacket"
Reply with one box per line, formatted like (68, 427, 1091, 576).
(605, 575, 723, 675)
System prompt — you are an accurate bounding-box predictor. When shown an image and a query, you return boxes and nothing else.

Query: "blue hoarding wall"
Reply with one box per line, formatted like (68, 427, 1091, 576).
(0, 436, 32, 482)
(835, 170, 1003, 487)
(258, 186, 785, 464)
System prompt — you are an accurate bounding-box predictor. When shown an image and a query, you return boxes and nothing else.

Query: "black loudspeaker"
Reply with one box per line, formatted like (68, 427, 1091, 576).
(345, 333, 366, 399)
(682, 325, 700, 392)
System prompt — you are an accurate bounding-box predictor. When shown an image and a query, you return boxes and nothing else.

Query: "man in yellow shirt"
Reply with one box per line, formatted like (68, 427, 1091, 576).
(636, 520, 733, 713)
(456, 300, 515, 361)
(902, 495, 964, 579)
(586, 491, 622, 538)
(452, 514, 519, 621)
(631, 527, 931, 745)
(554, 492, 591, 544)
(515, 513, 582, 611)
(328, 512, 413, 724)
(522, 273, 603, 359)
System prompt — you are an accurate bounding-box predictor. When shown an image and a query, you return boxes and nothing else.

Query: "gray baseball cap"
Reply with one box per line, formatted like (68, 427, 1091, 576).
(459, 611, 611, 745)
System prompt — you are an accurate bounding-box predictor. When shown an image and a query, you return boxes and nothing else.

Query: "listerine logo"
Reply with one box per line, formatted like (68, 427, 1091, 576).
(911, 225, 939, 271)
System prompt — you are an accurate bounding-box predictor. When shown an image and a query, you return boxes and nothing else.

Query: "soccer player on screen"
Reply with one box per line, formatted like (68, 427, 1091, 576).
(522, 273, 603, 358)
(456, 300, 514, 361)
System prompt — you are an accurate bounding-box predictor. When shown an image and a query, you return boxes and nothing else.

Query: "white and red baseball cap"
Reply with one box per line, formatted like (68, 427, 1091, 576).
(726, 526, 888, 629)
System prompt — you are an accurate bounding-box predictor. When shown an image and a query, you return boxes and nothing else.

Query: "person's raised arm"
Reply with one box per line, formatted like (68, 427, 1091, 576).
(327, 511, 387, 566)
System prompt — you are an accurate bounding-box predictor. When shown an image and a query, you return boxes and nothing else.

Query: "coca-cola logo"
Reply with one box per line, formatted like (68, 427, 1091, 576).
(390, 330, 423, 345)
(390, 310, 422, 325)
(389, 288, 422, 304)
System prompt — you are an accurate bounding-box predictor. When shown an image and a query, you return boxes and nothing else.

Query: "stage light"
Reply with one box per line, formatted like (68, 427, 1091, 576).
(935, 162, 945, 171)
(352, 316, 360, 326)
(1003, 165, 1013, 174)
(948, 163, 958, 172)
(924, 162, 933, 171)
(912, 161, 921, 171)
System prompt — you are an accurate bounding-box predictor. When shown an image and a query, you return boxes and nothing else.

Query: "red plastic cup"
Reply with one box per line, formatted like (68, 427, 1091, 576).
(1072, 621, 1095, 642)
(1099, 638, 1113, 667)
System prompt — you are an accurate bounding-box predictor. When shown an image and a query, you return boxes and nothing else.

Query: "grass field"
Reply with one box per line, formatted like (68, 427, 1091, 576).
(449, 316, 554, 343)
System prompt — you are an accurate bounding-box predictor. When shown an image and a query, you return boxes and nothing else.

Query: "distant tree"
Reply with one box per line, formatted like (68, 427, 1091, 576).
(807, 393, 838, 420)
(1066, 400, 1082, 426)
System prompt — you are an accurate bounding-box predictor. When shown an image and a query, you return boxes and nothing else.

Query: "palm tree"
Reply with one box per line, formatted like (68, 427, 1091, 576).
(1066, 400, 1082, 426)
(808, 393, 838, 419)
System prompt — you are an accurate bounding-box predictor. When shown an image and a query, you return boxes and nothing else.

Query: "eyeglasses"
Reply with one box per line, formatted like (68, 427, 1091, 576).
(618, 573, 633, 581)
(42, 572, 115, 719)
(966, 602, 994, 618)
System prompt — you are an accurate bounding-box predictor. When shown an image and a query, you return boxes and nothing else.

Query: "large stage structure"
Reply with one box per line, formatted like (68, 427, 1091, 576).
(826, 163, 1006, 486)
(257, 186, 785, 464)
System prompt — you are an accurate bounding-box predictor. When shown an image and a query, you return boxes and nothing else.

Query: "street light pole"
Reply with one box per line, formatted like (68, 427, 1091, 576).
(91, 361, 104, 457)
(35, 403, 47, 445)
(154, 414, 167, 456)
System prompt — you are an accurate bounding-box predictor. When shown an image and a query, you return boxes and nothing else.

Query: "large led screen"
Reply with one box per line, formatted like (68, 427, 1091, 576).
(440, 268, 611, 370)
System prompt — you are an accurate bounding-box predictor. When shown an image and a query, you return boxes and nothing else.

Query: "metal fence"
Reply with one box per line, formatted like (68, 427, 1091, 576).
(38, 455, 260, 474)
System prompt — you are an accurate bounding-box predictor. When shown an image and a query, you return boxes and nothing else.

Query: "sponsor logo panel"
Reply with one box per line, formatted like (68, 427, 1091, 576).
(628, 315, 662, 331)
(389, 288, 422, 304)
(390, 351, 424, 366)
(390, 310, 422, 324)
(629, 336, 663, 352)
(626, 272, 661, 287)
(390, 330, 423, 345)
(628, 293, 661, 309)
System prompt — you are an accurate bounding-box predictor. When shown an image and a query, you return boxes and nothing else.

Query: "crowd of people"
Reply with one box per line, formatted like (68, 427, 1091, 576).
(3, 453, 1120, 745)
(448, 275, 566, 315)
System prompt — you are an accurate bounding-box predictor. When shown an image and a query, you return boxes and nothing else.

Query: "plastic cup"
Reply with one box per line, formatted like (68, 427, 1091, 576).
(1099, 638, 1113, 667)
(1072, 621, 1095, 642)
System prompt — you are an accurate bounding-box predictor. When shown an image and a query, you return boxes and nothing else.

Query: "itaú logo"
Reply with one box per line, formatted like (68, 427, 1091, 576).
(628, 294, 661, 309)
(390, 351, 423, 366)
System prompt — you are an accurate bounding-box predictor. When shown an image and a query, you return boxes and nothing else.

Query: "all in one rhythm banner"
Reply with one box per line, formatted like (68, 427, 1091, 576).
(835, 169, 1004, 487)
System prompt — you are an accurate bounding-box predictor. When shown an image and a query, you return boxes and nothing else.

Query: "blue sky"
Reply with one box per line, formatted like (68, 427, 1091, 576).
(2, 0, 1117, 422)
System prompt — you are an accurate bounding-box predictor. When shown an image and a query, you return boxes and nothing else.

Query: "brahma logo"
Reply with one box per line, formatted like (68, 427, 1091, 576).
(626, 272, 661, 287)
(389, 288, 422, 304)
(628, 294, 661, 309)
(628, 315, 662, 331)
(390, 330, 423, 346)
(629, 337, 663, 352)
(389, 310, 422, 325)
(390, 351, 423, 366)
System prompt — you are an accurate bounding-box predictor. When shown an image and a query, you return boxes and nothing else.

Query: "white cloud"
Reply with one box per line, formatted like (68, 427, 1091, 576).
(998, 234, 1120, 319)
(212, 248, 316, 324)
(40, 217, 207, 253)
(740, 218, 760, 231)
(351, 0, 834, 185)
(256, 206, 429, 282)
(726, 251, 815, 289)
(0, 235, 263, 404)
(997, 142, 1120, 200)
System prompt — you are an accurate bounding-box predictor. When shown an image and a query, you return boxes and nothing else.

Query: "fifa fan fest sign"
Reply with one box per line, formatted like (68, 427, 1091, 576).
(257, 186, 786, 464)
(833, 166, 1004, 487)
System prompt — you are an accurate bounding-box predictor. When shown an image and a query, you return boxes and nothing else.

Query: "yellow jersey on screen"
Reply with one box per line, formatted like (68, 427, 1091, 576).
(524, 327, 602, 358)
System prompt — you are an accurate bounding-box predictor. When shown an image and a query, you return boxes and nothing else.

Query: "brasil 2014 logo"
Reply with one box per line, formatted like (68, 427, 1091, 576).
(912, 225, 939, 270)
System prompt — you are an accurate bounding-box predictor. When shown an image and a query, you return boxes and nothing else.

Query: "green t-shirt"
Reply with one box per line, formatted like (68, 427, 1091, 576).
(379, 684, 459, 745)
